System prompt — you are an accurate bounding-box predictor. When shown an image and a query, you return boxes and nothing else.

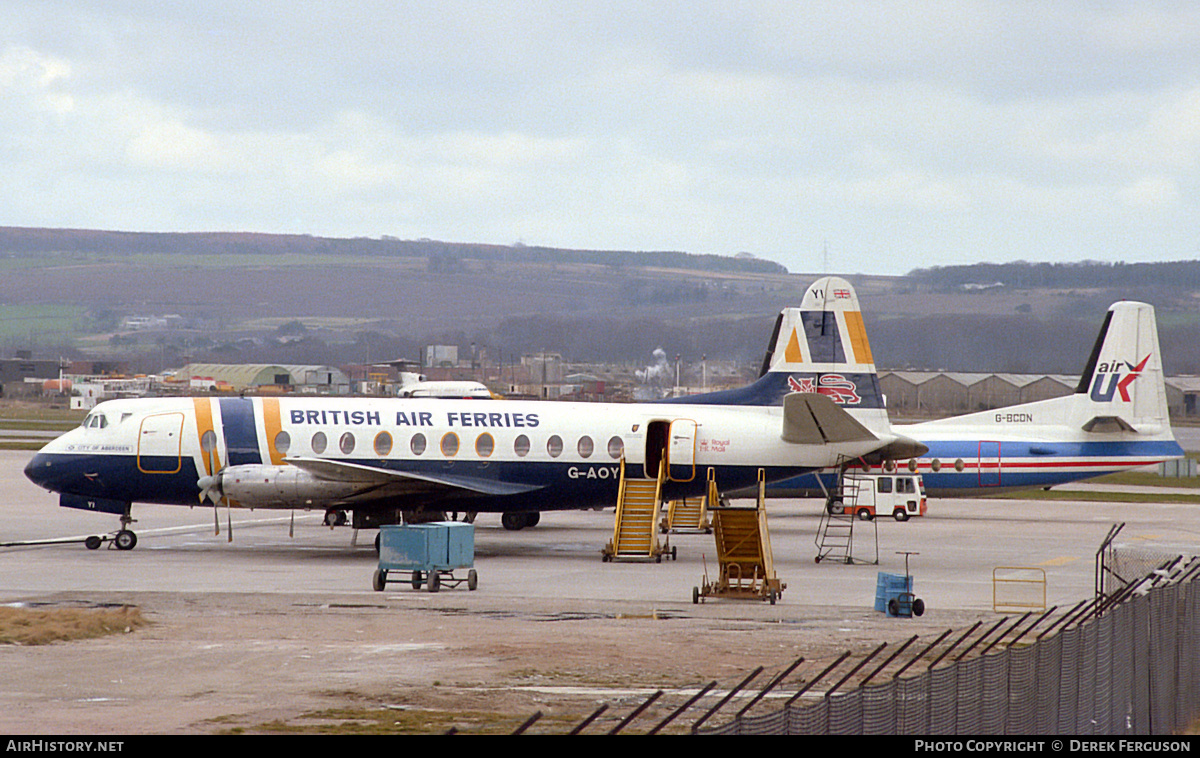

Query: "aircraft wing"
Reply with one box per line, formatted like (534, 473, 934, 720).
(285, 457, 546, 498)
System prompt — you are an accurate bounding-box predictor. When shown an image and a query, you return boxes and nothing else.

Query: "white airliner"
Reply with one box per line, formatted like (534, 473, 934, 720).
(24, 280, 917, 550)
(394, 372, 495, 399)
(762, 284, 1184, 498)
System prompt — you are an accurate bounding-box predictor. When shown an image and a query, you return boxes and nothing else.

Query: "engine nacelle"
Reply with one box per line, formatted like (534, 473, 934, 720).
(220, 464, 366, 509)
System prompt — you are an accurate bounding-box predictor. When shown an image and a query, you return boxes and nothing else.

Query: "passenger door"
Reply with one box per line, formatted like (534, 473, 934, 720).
(137, 412, 184, 474)
(667, 419, 697, 482)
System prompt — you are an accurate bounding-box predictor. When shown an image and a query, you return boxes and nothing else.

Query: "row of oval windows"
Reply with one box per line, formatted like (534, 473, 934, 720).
(274, 430, 627, 460)
(881, 458, 968, 473)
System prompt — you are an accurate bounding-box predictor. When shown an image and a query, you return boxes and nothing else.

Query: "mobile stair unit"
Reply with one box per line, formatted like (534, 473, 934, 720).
(694, 469, 785, 604)
(603, 458, 675, 562)
(814, 471, 879, 565)
(662, 487, 712, 534)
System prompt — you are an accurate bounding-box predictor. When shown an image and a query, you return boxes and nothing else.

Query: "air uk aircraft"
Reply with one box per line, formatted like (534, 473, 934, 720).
(762, 284, 1184, 499)
(24, 280, 919, 550)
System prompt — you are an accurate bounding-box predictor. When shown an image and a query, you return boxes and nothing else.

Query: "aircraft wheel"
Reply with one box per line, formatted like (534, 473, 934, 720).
(372, 569, 386, 592)
(114, 530, 137, 551)
(84, 535, 103, 550)
(894, 510, 910, 522)
(467, 569, 478, 591)
(525, 511, 540, 528)
(501, 512, 525, 531)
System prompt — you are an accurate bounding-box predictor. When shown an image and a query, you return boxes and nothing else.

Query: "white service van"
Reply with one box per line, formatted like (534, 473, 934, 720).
(828, 474, 927, 521)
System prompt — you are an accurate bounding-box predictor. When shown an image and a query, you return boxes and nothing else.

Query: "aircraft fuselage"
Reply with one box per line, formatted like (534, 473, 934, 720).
(25, 394, 885, 516)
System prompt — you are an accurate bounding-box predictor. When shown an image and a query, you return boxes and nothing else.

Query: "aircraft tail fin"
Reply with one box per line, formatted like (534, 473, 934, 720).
(760, 276, 885, 409)
(1074, 301, 1170, 432)
(679, 276, 885, 409)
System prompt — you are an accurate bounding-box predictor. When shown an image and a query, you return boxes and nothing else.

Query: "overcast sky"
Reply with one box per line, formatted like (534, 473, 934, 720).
(3, 2, 1199, 275)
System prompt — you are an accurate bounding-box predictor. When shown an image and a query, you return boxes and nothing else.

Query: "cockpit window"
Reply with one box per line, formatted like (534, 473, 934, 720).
(84, 413, 108, 429)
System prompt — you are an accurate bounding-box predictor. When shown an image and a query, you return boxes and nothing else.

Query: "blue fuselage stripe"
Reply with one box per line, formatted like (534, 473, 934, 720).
(219, 398, 261, 466)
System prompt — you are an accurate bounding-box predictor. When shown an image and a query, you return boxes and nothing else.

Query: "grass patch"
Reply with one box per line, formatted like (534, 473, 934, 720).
(0, 605, 147, 645)
(984, 488, 1200, 504)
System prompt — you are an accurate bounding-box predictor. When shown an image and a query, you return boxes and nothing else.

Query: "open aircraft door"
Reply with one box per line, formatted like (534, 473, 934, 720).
(978, 441, 1002, 487)
(137, 412, 184, 475)
(667, 419, 697, 482)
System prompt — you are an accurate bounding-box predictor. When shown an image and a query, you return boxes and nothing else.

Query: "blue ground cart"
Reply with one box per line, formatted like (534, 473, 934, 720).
(373, 522, 478, 593)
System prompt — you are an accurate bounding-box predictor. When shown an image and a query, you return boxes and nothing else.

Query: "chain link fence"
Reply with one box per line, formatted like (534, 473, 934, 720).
(697, 558, 1200, 735)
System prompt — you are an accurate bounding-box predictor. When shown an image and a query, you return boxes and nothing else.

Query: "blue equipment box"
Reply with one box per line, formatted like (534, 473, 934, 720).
(875, 572, 914, 614)
(379, 522, 474, 572)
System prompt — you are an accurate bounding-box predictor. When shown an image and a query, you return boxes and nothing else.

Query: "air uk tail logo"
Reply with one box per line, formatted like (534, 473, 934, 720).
(1089, 355, 1150, 402)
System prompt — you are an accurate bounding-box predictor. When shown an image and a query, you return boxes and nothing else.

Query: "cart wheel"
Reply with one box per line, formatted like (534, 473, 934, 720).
(888, 598, 899, 616)
(913, 598, 926, 616)
(427, 571, 441, 593)
(467, 569, 478, 591)
(768, 589, 777, 605)
(85, 535, 103, 550)
(411, 570, 423, 590)
(372, 569, 386, 592)
(671, 546, 678, 561)
(815, 555, 822, 563)
(692, 586, 699, 605)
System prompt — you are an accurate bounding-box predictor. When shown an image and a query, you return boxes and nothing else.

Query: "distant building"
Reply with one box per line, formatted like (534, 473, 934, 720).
(172, 363, 350, 394)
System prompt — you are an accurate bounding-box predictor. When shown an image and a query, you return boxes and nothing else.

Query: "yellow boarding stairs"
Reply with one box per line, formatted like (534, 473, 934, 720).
(602, 457, 676, 563)
(693, 469, 785, 604)
(661, 474, 712, 534)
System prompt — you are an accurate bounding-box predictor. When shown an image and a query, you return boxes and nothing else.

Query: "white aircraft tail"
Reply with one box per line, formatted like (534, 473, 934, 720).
(1073, 301, 1171, 433)
(757, 275, 885, 411)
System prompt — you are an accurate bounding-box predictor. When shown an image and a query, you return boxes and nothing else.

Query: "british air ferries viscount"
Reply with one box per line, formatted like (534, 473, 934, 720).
(764, 282, 1184, 499)
(24, 279, 920, 549)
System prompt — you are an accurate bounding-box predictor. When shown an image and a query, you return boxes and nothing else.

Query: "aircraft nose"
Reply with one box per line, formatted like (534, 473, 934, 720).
(24, 453, 55, 491)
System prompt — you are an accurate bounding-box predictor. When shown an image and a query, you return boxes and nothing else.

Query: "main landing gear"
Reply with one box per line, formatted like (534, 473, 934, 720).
(501, 511, 540, 531)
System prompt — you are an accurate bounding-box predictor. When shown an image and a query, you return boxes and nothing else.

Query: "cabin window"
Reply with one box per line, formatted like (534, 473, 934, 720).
(311, 431, 327, 455)
(514, 434, 531, 457)
(273, 431, 291, 456)
(374, 431, 393, 457)
(441, 432, 460, 457)
(547, 435, 563, 458)
(577, 436, 594, 458)
(475, 432, 495, 458)
(410, 433, 427, 455)
(201, 429, 217, 454)
(930, 458, 941, 472)
(954, 458, 965, 472)
(607, 436, 624, 459)
(339, 432, 356, 455)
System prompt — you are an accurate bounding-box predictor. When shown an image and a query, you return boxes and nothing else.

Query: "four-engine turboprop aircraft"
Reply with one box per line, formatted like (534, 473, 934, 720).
(24, 286, 910, 549)
(762, 288, 1184, 499)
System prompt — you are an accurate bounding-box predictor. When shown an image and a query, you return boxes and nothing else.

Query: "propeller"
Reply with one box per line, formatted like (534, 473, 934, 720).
(197, 441, 232, 542)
